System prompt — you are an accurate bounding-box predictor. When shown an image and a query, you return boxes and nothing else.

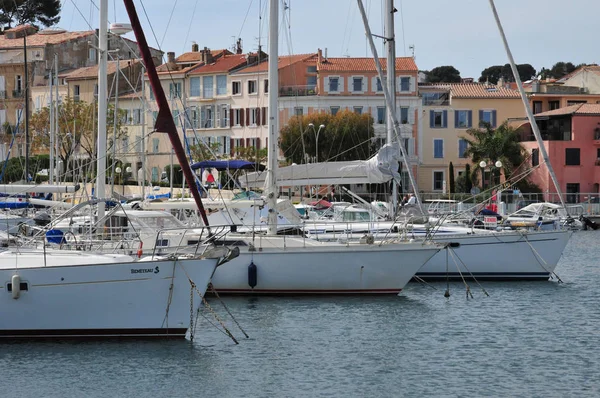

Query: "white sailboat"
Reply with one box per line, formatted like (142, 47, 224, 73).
(203, 0, 442, 294)
(0, 0, 231, 339)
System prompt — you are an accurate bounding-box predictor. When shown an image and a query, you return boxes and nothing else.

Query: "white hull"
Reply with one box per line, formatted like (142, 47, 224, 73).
(420, 229, 572, 280)
(1, 250, 218, 338)
(210, 237, 440, 294)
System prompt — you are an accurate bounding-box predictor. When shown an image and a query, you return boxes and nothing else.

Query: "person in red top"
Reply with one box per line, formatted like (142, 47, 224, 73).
(206, 170, 215, 188)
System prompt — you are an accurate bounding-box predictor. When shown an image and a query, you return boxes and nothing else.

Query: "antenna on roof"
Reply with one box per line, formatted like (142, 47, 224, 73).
(408, 44, 415, 58)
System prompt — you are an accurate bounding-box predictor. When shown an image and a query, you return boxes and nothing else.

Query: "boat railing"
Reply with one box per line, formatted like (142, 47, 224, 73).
(150, 224, 234, 258)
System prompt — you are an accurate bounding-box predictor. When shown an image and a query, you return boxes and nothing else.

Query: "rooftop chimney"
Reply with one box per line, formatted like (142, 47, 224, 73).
(201, 47, 214, 64)
(191, 42, 199, 52)
(317, 48, 322, 64)
(167, 52, 175, 64)
(236, 38, 243, 55)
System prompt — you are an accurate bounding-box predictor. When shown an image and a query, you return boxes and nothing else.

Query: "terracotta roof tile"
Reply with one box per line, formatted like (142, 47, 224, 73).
(317, 57, 417, 72)
(188, 54, 250, 75)
(232, 53, 316, 74)
(176, 48, 230, 64)
(421, 83, 521, 98)
(534, 103, 600, 117)
(0, 29, 95, 48)
(64, 59, 141, 80)
(558, 65, 600, 82)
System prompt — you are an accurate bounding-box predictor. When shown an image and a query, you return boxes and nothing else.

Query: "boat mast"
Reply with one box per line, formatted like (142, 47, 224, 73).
(487, 0, 567, 209)
(54, 54, 59, 185)
(97, 0, 109, 221)
(24, 32, 30, 183)
(49, 65, 54, 184)
(266, 0, 279, 235)
(123, 0, 210, 227)
(356, 0, 422, 211)
(385, 0, 397, 217)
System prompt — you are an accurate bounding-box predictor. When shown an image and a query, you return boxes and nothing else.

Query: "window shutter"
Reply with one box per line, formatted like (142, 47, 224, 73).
(230, 108, 234, 126)
(324, 77, 329, 93)
(246, 138, 251, 148)
(256, 137, 261, 149)
(240, 108, 245, 126)
(362, 77, 366, 92)
(442, 110, 448, 128)
(492, 110, 497, 128)
(409, 76, 415, 92)
(239, 138, 245, 148)
(338, 77, 344, 93)
(265, 137, 268, 151)
(468, 110, 473, 128)
(409, 107, 415, 124)
(454, 111, 459, 128)
(246, 108, 250, 125)
(230, 138, 235, 156)
(429, 110, 434, 128)
(262, 107, 267, 125)
(256, 107, 261, 125)
(479, 110, 484, 126)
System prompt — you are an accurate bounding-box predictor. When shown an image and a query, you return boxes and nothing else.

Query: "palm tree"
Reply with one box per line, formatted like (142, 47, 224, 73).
(462, 122, 528, 189)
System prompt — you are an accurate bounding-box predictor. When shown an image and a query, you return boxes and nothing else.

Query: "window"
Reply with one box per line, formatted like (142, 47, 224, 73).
(151, 167, 159, 182)
(218, 104, 229, 127)
(532, 148, 539, 166)
(247, 108, 258, 125)
(7, 281, 28, 292)
(93, 84, 98, 97)
(549, 101, 560, 110)
(434, 139, 444, 158)
(458, 139, 468, 158)
(294, 107, 303, 116)
(565, 148, 580, 165)
(376, 77, 383, 92)
(329, 77, 339, 92)
(533, 101, 543, 114)
(132, 109, 141, 124)
(73, 85, 80, 101)
(422, 92, 449, 106)
(152, 138, 160, 153)
(400, 77, 410, 92)
(307, 76, 317, 89)
(88, 48, 96, 61)
(172, 109, 180, 127)
(376, 106, 386, 124)
(330, 106, 340, 116)
(233, 108, 242, 126)
(307, 65, 317, 73)
(566, 183, 580, 203)
(190, 77, 200, 97)
(263, 79, 269, 94)
(479, 110, 496, 127)
(203, 76, 214, 98)
(232, 81, 241, 95)
(352, 77, 363, 92)
(353, 106, 363, 115)
(169, 82, 181, 99)
(201, 105, 214, 128)
(15, 75, 22, 92)
(136, 136, 142, 153)
(122, 137, 129, 153)
(567, 100, 587, 106)
(248, 80, 257, 94)
(430, 110, 447, 128)
(216, 75, 227, 96)
(400, 107, 409, 124)
(433, 171, 444, 191)
(455, 110, 472, 128)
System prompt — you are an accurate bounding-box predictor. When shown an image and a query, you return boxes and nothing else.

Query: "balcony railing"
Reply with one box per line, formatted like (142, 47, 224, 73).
(422, 98, 450, 106)
(12, 90, 24, 98)
(279, 85, 317, 97)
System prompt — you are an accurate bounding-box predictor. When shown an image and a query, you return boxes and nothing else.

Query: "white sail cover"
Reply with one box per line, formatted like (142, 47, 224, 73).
(242, 143, 402, 189)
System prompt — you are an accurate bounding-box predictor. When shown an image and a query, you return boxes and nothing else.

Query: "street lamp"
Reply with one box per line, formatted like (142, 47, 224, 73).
(115, 166, 132, 195)
(308, 123, 325, 163)
(479, 161, 487, 191)
(479, 160, 503, 191)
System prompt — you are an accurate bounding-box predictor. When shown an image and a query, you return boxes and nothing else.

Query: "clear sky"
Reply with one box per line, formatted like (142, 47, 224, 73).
(59, 0, 599, 79)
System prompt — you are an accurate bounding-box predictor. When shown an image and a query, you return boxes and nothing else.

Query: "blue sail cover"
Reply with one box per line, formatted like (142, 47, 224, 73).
(190, 160, 265, 171)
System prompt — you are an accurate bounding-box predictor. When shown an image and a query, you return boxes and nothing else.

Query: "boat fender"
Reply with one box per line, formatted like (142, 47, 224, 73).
(137, 242, 144, 258)
(11, 274, 20, 299)
(248, 262, 258, 288)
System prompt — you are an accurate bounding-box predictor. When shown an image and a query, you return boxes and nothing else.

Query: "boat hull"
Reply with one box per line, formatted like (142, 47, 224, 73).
(210, 239, 440, 294)
(0, 255, 218, 339)
(418, 229, 572, 280)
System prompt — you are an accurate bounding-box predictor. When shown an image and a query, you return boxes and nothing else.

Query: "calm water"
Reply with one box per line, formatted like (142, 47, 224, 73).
(2, 232, 599, 397)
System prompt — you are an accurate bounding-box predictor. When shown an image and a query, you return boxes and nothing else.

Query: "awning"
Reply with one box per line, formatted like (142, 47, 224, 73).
(191, 160, 266, 171)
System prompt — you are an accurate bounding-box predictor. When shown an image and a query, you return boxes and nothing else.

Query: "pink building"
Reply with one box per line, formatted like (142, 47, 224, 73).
(520, 103, 600, 202)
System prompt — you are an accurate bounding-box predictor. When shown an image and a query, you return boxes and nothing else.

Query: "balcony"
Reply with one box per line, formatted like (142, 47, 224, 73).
(12, 90, 24, 98)
(279, 85, 317, 97)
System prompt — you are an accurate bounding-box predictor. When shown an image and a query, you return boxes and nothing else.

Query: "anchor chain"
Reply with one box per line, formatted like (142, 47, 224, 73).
(210, 284, 249, 339)
(188, 279, 239, 344)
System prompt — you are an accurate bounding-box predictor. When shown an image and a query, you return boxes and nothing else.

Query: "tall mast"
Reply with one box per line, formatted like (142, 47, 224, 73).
(96, 0, 109, 220)
(123, 0, 210, 227)
(49, 65, 54, 184)
(24, 33, 30, 182)
(141, 72, 147, 198)
(385, 0, 397, 216)
(266, 0, 279, 235)
(54, 54, 59, 185)
(488, 0, 567, 209)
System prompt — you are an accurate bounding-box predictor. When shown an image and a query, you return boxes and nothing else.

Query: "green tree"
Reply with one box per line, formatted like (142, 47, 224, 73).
(462, 122, 538, 192)
(479, 63, 536, 84)
(425, 66, 462, 83)
(0, 0, 61, 28)
(464, 163, 472, 194)
(478, 65, 503, 84)
(548, 61, 576, 79)
(280, 110, 374, 164)
(448, 161, 455, 194)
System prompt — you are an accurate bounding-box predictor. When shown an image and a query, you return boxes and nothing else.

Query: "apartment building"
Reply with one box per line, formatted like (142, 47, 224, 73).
(419, 83, 523, 192)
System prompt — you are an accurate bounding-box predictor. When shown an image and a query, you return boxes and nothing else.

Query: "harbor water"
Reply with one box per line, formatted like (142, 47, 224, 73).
(1, 231, 599, 397)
